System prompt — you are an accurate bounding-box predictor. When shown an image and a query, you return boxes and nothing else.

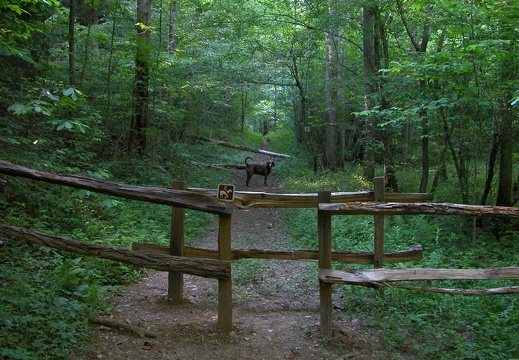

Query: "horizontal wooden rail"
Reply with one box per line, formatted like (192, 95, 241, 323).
(132, 242, 423, 264)
(320, 267, 519, 283)
(319, 268, 519, 295)
(0, 225, 231, 279)
(0, 160, 232, 215)
(0, 160, 432, 212)
(319, 202, 519, 218)
(188, 189, 430, 209)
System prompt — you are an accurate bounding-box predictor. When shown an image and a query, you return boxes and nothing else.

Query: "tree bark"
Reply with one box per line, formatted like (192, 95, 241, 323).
(104, 1, 118, 125)
(288, 53, 309, 150)
(324, 0, 339, 168)
(362, 6, 377, 179)
(496, 44, 515, 206)
(396, 0, 431, 193)
(68, 0, 76, 86)
(240, 86, 248, 132)
(168, 0, 177, 52)
(481, 133, 499, 205)
(129, 0, 151, 155)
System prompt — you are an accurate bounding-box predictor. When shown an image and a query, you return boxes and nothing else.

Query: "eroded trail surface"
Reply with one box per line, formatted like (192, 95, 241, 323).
(81, 155, 376, 360)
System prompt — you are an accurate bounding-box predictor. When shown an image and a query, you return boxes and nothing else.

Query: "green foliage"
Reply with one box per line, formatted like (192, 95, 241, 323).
(0, 241, 104, 359)
(284, 166, 519, 358)
(225, 129, 265, 149)
(8, 86, 92, 136)
(266, 129, 296, 156)
(0, 0, 63, 65)
(280, 158, 369, 193)
(347, 287, 519, 359)
(0, 136, 237, 357)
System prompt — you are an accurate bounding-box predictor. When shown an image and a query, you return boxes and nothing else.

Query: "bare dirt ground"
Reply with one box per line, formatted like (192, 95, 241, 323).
(81, 155, 379, 360)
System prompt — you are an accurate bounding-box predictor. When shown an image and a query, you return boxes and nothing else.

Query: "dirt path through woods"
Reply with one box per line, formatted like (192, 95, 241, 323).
(81, 155, 376, 360)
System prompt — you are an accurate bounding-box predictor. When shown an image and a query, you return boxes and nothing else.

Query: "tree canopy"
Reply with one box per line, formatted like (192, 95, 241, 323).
(0, 0, 517, 205)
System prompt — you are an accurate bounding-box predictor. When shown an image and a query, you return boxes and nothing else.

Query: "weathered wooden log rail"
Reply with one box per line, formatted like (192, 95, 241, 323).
(317, 185, 519, 336)
(189, 188, 430, 209)
(0, 160, 429, 211)
(319, 202, 519, 218)
(320, 267, 519, 283)
(0, 225, 230, 279)
(132, 242, 424, 264)
(0, 160, 232, 215)
(2, 160, 519, 337)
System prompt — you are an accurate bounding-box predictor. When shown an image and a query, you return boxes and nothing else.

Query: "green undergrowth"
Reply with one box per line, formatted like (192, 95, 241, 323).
(0, 135, 247, 358)
(282, 156, 519, 359)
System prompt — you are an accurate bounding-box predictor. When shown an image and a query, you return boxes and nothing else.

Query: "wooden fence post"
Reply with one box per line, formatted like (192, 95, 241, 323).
(217, 214, 233, 331)
(318, 190, 332, 337)
(373, 177, 385, 269)
(169, 181, 186, 302)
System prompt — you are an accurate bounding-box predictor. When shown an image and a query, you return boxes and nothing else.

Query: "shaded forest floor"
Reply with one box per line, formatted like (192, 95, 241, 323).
(80, 155, 380, 360)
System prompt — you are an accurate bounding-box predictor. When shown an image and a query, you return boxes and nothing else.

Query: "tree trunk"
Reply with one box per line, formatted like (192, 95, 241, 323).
(362, 6, 377, 179)
(289, 54, 309, 150)
(496, 46, 515, 206)
(104, 3, 118, 126)
(430, 136, 448, 195)
(241, 87, 247, 132)
(496, 98, 513, 206)
(443, 118, 469, 204)
(419, 104, 429, 193)
(481, 133, 499, 205)
(79, 0, 99, 87)
(129, 0, 151, 156)
(418, 20, 430, 193)
(375, 10, 394, 177)
(168, 0, 177, 52)
(324, 0, 339, 168)
(396, 0, 431, 192)
(68, 0, 76, 86)
(190, 136, 290, 158)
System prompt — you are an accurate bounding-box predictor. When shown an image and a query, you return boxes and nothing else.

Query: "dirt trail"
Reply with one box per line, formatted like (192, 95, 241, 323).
(81, 155, 376, 360)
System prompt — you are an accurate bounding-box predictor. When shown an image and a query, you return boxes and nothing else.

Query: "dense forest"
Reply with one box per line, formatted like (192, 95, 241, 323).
(0, 0, 518, 359)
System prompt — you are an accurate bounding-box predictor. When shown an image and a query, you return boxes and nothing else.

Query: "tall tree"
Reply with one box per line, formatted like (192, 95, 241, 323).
(168, 0, 177, 52)
(129, 0, 152, 155)
(361, 6, 377, 179)
(396, 0, 430, 192)
(324, 0, 339, 168)
(495, 3, 517, 206)
(68, 0, 77, 86)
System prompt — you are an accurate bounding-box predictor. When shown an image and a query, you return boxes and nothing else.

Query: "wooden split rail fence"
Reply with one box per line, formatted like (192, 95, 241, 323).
(317, 179, 519, 336)
(1, 160, 518, 335)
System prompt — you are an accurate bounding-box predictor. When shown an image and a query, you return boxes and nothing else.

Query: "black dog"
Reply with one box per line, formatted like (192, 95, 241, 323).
(245, 157, 275, 186)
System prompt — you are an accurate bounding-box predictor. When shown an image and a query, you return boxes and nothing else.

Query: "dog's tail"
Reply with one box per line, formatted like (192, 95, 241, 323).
(245, 157, 253, 166)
